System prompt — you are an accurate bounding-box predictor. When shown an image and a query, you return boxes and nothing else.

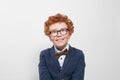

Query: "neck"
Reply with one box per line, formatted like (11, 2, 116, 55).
(55, 43, 68, 51)
(56, 47, 65, 51)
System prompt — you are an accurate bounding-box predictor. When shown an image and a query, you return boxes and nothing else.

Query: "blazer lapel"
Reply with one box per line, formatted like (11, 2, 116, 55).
(49, 47, 61, 71)
(60, 46, 74, 74)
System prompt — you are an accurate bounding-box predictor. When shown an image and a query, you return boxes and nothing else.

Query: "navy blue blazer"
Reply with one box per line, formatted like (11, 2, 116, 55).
(39, 45, 85, 80)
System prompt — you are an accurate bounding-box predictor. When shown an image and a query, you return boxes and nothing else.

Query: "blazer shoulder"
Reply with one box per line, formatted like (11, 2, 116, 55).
(71, 47, 84, 56)
(40, 48, 51, 56)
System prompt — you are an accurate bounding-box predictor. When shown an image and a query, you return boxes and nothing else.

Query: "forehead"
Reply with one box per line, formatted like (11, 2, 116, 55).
(49, 22, 68, 31)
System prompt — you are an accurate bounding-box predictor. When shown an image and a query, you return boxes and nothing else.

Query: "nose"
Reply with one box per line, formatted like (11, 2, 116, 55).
(57, 31, 62, 36)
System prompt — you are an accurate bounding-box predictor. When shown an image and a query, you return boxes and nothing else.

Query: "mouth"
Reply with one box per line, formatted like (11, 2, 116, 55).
(56, 38, 64, 41)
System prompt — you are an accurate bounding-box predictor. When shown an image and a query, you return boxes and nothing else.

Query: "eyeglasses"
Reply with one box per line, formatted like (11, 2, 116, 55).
(50, 28, 68, 37)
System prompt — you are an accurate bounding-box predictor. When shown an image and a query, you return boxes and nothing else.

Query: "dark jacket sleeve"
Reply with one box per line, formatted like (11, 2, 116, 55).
(38, 51, 53, 80)
(72, 51, 86, 80)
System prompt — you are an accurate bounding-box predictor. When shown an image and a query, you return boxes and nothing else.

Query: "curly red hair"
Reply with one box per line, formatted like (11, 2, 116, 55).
(44, 13, 74, 36)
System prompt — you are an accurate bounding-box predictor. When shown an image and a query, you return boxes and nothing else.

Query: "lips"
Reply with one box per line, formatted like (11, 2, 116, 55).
(56, 38, 64, 41)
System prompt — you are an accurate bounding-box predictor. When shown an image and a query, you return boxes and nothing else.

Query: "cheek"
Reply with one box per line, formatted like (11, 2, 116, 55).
(49, 36, 52, 41)
(64, 34, 70, 40)
(49, 36, 55, 41)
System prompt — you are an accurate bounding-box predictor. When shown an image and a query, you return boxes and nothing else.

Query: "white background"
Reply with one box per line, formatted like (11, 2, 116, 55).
(0, 0, 120, 80)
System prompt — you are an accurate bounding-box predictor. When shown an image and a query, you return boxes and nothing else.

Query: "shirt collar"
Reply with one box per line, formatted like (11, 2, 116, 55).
(54, 44, 69, 53)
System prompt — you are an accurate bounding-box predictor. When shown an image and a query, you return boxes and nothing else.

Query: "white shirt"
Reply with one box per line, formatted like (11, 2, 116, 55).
(54, 44, 69, 68)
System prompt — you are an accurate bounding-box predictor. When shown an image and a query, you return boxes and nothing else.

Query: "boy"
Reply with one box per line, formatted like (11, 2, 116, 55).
(39, 13, 85, 80)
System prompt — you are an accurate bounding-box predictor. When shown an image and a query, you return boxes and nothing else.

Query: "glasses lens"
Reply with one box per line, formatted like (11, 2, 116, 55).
(50, 31, 57, 36)
(60, 29, 67, 35)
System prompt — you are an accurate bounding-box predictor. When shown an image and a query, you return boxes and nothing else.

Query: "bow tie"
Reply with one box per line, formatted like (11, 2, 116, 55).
(54, 49, 68, 59)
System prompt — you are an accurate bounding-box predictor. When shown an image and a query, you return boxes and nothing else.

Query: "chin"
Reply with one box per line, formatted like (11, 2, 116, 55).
(56, 44, 66, 48)
(56, 45, 63, 48)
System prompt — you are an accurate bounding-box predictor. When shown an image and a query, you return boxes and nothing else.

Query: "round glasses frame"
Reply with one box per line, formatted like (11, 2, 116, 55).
(50, 28, 69, 37)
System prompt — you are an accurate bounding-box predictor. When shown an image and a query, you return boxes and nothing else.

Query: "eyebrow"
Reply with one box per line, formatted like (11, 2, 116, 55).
(50, 28, 67, 31)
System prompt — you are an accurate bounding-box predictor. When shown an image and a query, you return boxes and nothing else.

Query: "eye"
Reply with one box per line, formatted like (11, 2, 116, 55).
(50, 30, 57, 34)
(61, 29, 65, 31)
(60, 29, 68, 35)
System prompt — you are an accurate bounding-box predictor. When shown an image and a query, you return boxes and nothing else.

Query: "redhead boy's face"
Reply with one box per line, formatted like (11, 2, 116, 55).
(49, 22, 71, 50)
